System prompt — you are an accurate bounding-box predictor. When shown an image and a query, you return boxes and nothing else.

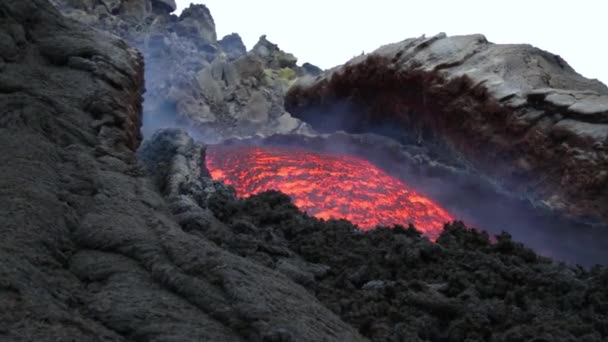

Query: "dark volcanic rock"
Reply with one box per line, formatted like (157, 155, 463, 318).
(0, 1, 365, 340)
(176, 4, 217, 43)
(151, 0, 176, 14)
(286, 33, 608, 226)
(139, 129, 608, 342)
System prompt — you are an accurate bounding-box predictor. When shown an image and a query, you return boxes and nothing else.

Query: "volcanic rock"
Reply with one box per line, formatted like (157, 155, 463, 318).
(252, 34, 298, 69)
(6, 1, 608, 341)
(0, 1, 366, 340)
(176, 4, 217, 43)
(151, 0, 175, 14)
(137, 129, 608, 342)
(286, 33, 608, 225)
(51, 0, 313, 143)
(301, 62, 323, 76)
(219, 33, 248, 61)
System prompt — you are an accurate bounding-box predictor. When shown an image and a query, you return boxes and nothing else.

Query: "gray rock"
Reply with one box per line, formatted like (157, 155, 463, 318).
(301, 62, 323, 76)
(552, 119, 608, 142)
(219, 33, 247, 61)
(243, 91, 271, 123)
(252, 35, 298, 69)
(176, 4, 217, 43)
(286, 33, 608, 224)
(197, 67, 224, 104)
(210, 56, 240, 87)
(151, 0, 175, 13)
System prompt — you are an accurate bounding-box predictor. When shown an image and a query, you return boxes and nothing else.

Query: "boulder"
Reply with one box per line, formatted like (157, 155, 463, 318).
(301, 62, 323, 76)
(252, 34, 298, 69)
(176, 4, 217, 43)
(243, 91, 272, 123)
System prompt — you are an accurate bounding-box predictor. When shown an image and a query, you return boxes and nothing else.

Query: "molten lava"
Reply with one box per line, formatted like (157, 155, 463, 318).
(206, 145, 452, 238)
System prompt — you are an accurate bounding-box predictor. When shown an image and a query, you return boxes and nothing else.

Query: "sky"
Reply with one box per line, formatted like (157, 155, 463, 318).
(174, 0, 607, 85)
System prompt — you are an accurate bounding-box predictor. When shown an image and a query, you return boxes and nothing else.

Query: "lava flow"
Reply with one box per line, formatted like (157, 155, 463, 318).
(206, 145, 452, 238)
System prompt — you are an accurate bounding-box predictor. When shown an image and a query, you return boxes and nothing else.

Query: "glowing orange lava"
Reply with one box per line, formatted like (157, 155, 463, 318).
(206, 145, 452, 238)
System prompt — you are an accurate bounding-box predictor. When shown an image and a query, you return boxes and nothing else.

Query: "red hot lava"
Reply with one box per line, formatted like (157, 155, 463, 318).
(206, 145, 452, 238)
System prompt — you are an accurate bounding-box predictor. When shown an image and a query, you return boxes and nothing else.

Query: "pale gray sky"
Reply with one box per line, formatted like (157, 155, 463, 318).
(175, 0, 607, 85)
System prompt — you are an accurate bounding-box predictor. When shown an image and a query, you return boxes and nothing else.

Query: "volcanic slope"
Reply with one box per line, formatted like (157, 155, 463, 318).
(1, 0, 607, 341)
(141, 129, 608, 342)
(0, 1, 363, 341)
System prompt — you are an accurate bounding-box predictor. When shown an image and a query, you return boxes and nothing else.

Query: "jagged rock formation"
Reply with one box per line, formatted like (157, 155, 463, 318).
(286, 33, 608, 226)
(0, 1, 364, 340)
(219, 33, 247, 61)
(51, 0, 321, 142)
(138, 129, 608, 342)
(252, 35, 298, 69)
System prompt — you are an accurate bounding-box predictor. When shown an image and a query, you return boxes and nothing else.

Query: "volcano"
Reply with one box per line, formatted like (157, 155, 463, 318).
(206, 145, 453, 238)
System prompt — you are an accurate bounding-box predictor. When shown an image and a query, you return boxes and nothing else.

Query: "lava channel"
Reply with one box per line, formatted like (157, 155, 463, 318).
(206, 145, 452, 238)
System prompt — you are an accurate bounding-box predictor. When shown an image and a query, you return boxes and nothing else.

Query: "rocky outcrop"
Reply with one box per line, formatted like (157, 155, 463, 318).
(301, 62, 323, 76)
(219, 33, 247, 61)
(286, 33, 608, 226)
(176, 4, 217, 43)
(0, 1, 366, 340)
(51, 0, 319, 142)
(252, 35, 298, 69)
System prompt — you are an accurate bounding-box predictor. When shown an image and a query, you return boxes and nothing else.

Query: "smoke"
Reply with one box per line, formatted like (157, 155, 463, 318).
(140, 96, 211, 143)
(137, 38, 221, 145)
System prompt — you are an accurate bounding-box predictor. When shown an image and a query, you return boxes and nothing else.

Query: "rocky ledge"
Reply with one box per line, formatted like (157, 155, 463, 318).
(286, 33, 608, 226)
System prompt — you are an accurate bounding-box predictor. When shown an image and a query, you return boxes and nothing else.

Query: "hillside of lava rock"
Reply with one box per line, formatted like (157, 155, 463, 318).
(1, 0, 607, 341)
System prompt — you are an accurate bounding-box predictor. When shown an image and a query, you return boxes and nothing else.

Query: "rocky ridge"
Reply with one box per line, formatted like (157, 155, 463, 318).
(286, 33, 608, 226)
(50, 0, 319, 142)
